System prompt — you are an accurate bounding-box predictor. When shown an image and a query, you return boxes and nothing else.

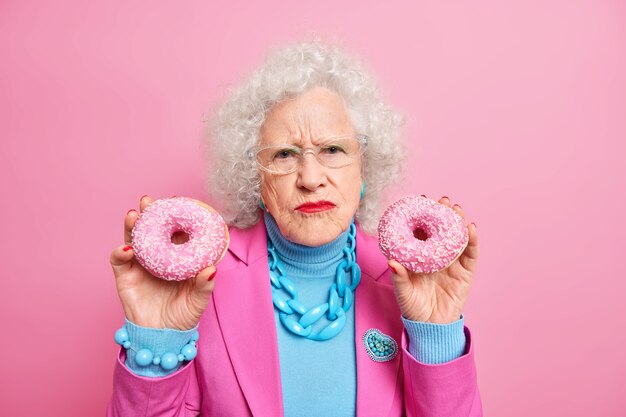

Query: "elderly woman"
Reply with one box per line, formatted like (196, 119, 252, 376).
(108, 40, 482, 417)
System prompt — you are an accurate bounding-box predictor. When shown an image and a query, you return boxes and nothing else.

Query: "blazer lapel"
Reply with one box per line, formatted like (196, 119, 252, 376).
(354, 227, 404, 417)
(213, 221, 284, 417)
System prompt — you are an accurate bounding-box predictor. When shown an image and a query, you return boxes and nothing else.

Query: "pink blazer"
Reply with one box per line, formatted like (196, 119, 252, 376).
(108, 221, 482, 416)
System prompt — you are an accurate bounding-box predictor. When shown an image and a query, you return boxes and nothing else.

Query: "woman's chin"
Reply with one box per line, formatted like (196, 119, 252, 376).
(290, 234, 336, 247)
(286, 217, 346, 247)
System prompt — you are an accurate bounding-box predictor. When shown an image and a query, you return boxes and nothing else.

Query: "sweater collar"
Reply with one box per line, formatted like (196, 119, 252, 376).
(225, 216, 390, 281)
(263, 212, 349, 266)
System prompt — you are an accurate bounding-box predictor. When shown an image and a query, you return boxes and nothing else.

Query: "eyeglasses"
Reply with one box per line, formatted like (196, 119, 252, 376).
(248, 134, 368, 175)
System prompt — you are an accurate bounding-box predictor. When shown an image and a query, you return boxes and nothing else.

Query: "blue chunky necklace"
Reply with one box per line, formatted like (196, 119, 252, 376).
(268, 222, 361, 341)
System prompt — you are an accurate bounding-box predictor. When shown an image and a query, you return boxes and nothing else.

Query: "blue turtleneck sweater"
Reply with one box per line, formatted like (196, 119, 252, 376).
(123, 214, 466, 416)
(264, 213, 358, 416)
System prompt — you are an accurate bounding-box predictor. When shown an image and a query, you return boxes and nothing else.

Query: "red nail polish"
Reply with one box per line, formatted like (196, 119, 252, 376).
(140, 195, 148, 201)
(471, 222, 477, 228)
(390, 266, 397, 274)
(208, 270, 217, 281)
(420, 194, 427, 198)
(126, 209, 136, 215)
(123, 246, 133, 252)
(442, 196, 449, 200)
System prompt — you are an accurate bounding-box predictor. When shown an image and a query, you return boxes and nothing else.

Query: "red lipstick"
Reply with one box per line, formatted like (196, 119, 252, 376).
(295, 201, 336, 213)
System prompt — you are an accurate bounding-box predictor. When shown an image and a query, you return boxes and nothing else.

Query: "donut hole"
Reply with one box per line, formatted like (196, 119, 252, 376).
(171, 230, 190, 245)
(413, 227, 429, 241)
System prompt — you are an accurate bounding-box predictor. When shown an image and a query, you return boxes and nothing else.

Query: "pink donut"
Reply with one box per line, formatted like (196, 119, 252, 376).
(377, 196, 468, 273)
(131, 197, 229, 281)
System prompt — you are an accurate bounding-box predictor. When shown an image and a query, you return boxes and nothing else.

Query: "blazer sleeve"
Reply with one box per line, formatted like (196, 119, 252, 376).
(107, 348, 202, 417)
(401, 325, 483, 417)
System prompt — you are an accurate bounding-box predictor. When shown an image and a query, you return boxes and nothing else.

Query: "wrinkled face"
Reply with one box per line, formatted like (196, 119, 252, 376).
(259, 86, 362, 247)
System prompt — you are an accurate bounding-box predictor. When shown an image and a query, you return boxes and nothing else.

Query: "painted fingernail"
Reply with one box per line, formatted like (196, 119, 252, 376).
(170, 195, 178, 198)
(442, 196, 449, 200)
(471, 222, 477, 228)
(123, 246, 133, 252)
(140, 195, 148, 201)
(126, 209, 136, 215)
(420, 194, 427, 198)
(390, 266, 397, 274)
(453, 204, 461, 209)
(208, 270, 217, 281)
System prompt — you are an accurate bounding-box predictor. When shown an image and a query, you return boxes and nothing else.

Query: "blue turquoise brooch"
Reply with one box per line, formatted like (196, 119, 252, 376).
(363, 328, 398, 362)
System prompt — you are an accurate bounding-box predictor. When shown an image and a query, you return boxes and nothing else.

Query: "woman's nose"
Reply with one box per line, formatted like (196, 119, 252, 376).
(296, 153, 327, 190)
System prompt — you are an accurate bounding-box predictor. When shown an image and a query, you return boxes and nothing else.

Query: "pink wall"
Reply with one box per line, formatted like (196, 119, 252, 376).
(2, 1, 625, 415)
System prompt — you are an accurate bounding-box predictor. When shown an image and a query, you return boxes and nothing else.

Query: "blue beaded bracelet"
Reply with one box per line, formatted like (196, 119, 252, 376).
(114, 326, 199, 371)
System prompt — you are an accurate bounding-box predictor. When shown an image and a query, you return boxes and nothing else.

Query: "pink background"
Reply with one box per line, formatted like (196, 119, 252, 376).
(2, 1, 625, 415)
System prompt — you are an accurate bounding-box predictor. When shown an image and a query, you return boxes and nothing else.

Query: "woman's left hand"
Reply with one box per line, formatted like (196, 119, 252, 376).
(388, 196, 480, 324)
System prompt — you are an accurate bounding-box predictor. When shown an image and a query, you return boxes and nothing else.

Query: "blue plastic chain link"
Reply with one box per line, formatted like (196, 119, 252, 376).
(269, 222, 361, 341)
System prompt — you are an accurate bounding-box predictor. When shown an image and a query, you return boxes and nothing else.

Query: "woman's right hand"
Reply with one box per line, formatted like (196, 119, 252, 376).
(109, 195, 218, 330)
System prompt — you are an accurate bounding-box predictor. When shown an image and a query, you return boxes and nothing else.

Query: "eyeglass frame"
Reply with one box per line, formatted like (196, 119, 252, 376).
(247, 133, 368, 175)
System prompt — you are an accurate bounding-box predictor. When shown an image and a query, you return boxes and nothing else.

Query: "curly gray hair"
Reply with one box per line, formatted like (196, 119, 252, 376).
(206, 39, 404, 234)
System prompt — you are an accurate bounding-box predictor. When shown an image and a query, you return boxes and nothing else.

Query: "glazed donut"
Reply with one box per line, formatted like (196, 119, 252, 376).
(377, 196, 468, 273)
(131, 197, 229, 281)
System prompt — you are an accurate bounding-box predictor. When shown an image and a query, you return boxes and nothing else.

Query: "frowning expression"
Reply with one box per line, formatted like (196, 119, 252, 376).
(259, 86, 362, 247)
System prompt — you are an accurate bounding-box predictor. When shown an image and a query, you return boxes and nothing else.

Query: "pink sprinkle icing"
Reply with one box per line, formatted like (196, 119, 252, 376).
(131, 197, 229, 280)
(377, 196, 468, 273)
